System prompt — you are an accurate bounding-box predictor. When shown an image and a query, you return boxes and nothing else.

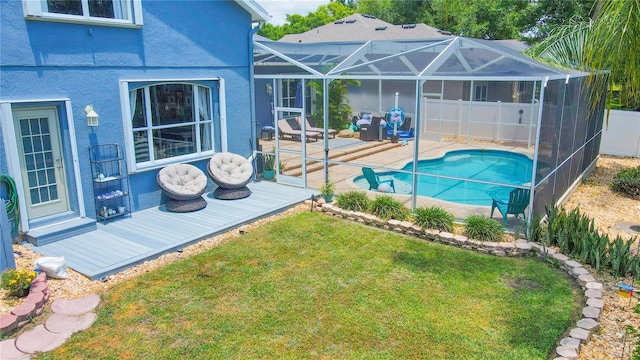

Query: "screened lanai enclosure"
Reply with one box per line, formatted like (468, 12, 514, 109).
(252, 36, 607, 225)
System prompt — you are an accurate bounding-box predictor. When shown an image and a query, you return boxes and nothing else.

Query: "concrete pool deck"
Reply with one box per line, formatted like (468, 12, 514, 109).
(258, 135, 534, 228)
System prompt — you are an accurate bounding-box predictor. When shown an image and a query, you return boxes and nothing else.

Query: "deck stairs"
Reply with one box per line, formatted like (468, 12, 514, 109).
(26, 217, 97, 246)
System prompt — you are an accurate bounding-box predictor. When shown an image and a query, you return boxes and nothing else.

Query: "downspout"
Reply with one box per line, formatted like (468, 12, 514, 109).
(248, 21, 263, 180)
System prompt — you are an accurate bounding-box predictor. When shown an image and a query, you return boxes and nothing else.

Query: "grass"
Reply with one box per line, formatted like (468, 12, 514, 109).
(38, 213, 579, 359)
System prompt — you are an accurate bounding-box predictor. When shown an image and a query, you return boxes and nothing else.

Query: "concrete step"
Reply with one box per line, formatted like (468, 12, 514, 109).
(26, 217, 97, 246)
(288, 141, 402, 176)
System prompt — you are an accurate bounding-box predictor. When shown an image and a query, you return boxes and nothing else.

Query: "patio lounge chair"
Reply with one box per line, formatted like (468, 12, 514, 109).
(207, 152, 253, 200)
(299, 118, 337, 138)
(362, 167, 396, 192)
(157, 163, 208, 212)
(490, 188, 530, 225)
(278, 118, 320, 142)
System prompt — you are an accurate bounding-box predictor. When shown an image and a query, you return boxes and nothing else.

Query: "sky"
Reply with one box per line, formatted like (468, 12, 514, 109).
(255, 0, 330, 26)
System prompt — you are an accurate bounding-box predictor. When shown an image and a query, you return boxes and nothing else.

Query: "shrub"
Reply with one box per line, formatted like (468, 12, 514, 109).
(369, 195, 410, 221)
(1, 269, 37, 297)
(335, 190, 371, 212)
(463, 215, 505, 242)
(611, 165, 640, 199)
(412, 206, 455, 232)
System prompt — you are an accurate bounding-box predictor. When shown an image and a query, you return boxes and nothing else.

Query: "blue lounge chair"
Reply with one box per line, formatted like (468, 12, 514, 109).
(362, 167, 395, 192)
(490, 188, 530, 224)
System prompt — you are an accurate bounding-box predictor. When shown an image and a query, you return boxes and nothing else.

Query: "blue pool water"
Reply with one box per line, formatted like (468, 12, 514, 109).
(355, 149, 533, 206)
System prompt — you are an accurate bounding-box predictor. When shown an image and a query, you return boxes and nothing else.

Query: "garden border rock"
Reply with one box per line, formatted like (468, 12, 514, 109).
(0, 272, 49, 336)
(319, 203, 603, 360)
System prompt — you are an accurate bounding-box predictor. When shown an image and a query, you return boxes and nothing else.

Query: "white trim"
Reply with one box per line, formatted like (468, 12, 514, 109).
(0, 103, 28, 232)
(119, 79, 223, 172)
(119, 81, 136, 171)
(219, 79, 228, 152)
(22, 0, 143, 28)
(119, 77, 222, 83)
(1, 100, 86, 230)
(64, 100, 86, 218)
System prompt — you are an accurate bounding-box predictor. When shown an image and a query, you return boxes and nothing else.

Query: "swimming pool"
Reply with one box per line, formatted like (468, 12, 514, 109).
(355, 149, 533, 206)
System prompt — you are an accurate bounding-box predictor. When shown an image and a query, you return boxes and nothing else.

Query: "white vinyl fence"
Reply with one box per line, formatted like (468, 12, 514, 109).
(599, 110, 640, 158)
(421, 99, 540, 146)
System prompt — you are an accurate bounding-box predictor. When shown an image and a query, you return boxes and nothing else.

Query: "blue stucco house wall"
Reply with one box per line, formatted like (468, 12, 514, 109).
(0, 0, 268, 234)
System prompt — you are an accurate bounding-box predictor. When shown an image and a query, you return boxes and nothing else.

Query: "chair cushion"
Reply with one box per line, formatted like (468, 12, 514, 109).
(157, 163, 207, 201)
(207, 152, 253, 189)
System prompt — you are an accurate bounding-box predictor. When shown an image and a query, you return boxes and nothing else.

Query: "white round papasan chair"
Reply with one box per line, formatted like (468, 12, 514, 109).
(207, 152, 254, 200)
(157, 163, 208, 212)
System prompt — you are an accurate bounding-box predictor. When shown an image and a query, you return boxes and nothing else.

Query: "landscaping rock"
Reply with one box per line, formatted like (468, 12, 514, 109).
(576, 318, 600, 331)
(582, 306, 601, 319)
(560, 337, 581, 350)
(571, 267, 590, 278)
(578, 274, 597, 286)
(11, 303, 35, 322)
(584, 289, 603, 299)
(584, 282, 603, 291)
(556, 346, 578, 360)
(586, 298, 604, 308)
(0, 314, 18, 334)
(569, 327, 591, 342)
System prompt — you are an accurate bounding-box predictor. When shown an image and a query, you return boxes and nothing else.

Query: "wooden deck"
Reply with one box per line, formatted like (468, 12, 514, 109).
(26, 181, 316, 280)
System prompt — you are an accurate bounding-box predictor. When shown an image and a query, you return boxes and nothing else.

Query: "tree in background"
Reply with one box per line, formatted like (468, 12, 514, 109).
(519, 0, 597, 44)
(258, 2, 354, 40)
(526, 0, 639, 111)
(432, 0, 530, 39)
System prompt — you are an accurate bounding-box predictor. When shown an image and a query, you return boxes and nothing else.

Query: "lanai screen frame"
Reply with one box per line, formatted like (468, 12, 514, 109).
(253, 36, 607, 223)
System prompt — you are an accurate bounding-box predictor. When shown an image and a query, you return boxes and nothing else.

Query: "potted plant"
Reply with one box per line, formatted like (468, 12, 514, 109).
(263, 149, 276, 180)
(319, 180, 335, 203)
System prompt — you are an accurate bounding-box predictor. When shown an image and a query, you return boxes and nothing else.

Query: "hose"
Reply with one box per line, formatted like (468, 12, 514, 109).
(0, 174, 19, 233)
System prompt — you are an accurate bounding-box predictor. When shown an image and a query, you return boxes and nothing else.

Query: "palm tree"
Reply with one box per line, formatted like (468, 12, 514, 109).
(526, 0, 640, 112)
(308, 79, 361, 131)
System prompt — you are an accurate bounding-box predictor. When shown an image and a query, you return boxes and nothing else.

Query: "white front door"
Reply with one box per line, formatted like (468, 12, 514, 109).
(12, 108, 70, 219)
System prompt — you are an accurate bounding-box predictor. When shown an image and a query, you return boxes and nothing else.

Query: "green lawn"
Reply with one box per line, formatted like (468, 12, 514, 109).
(39, 213, 580, 359)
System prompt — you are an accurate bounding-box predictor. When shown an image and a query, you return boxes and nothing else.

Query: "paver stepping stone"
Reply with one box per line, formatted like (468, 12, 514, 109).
(0, 339, 31, 360)
(15, 324, 70, 353)
(51, 293, 100, 316)
(46, 312, 97, 334)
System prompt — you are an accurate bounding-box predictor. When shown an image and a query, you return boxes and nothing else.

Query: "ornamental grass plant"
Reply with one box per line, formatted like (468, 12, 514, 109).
(412, 206, 455, 232)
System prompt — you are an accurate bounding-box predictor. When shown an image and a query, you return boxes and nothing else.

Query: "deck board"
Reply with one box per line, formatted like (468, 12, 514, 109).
(26, 182, 316, 280)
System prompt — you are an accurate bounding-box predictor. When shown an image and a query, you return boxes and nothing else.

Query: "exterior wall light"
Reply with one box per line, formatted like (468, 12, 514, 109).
(85, 105, 99, 126)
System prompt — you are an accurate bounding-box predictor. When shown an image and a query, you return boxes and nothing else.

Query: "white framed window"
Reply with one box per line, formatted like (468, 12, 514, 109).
(22, 0, 143, 27)
(122, 81, 221, 171)
(474, 83, 488, 102)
